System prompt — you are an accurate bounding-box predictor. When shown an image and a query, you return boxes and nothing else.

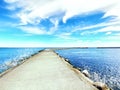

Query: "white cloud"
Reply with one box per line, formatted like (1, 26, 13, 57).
(103, 1, 120, 19)
(106, 32, 112, 35)
(62, 0, 117, 23)
(56, 33, 73, 40)
(4, 0, 18, 3)
(4, 0, 120, 37)
(4, 0, 120, 24)
(47, 18, 59, 35)
(80, 25, 120, 36)
(19, 26, 59, 35)
(73, 19, 120, 32)
(72, 19, 120, 35)
(95, 25, 120, 33)
(20, 26, 46, 35)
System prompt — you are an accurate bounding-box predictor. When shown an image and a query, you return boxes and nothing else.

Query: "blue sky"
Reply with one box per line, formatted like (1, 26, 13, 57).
(0, 0, 120, 47)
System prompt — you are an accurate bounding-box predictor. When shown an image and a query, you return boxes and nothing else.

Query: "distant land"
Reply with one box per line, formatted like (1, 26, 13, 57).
(48, 47, 120, 50)
(0, 47, 120, 49)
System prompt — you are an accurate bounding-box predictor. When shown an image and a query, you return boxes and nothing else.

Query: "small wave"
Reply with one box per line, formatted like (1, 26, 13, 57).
(0, 48, 43, 73)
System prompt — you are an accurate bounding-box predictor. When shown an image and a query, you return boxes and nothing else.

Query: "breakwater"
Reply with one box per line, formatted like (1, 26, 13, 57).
(0, 49, 110, 90)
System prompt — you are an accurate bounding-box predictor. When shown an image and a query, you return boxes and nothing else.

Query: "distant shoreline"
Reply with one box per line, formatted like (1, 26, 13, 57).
(0, 47, 120, 49)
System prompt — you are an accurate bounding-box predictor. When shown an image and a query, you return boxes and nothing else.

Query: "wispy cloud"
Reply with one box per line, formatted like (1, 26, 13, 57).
(105, 32, 112, 35)
(72, 18, 120, 35)
(4, 0, 120, 25)
(2, 0, 120, 47)
(19, 25, 59, 35)
(20, 26, 46, 35)
(56, 33, 73, 40)
(73, 20, 118, 32)
(96, 25, 120, 32)
(4, 0, 120, 34)
(81, 23, 120, 35)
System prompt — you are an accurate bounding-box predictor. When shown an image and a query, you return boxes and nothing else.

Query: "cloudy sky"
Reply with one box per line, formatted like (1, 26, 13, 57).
(0, 0, 120, 47)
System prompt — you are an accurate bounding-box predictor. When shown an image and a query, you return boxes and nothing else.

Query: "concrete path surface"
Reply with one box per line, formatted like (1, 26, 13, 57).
(0, 50, 98, 90)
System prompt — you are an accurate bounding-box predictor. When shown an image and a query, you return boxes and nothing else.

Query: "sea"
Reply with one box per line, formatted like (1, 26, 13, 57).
(0, 48, 120, 90)
(56, 48, 120, 90)
(0, 48, 43, 73)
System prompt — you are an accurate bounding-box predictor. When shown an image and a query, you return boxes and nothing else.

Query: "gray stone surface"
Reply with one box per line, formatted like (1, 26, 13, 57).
(0, 50, 98, 90)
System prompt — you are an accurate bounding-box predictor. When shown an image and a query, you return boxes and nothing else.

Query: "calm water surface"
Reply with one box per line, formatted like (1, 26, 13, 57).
(56, 48, 120, 90)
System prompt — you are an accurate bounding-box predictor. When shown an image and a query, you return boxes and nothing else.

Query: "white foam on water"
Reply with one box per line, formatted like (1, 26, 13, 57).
(0, 48, 43, 73)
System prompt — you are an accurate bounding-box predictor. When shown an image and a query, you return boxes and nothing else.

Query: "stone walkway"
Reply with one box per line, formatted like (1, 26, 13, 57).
(0, 50, 98, 90)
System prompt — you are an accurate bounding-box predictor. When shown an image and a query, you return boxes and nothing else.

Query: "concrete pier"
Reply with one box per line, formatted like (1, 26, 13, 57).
(0, 50, 98, 90)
